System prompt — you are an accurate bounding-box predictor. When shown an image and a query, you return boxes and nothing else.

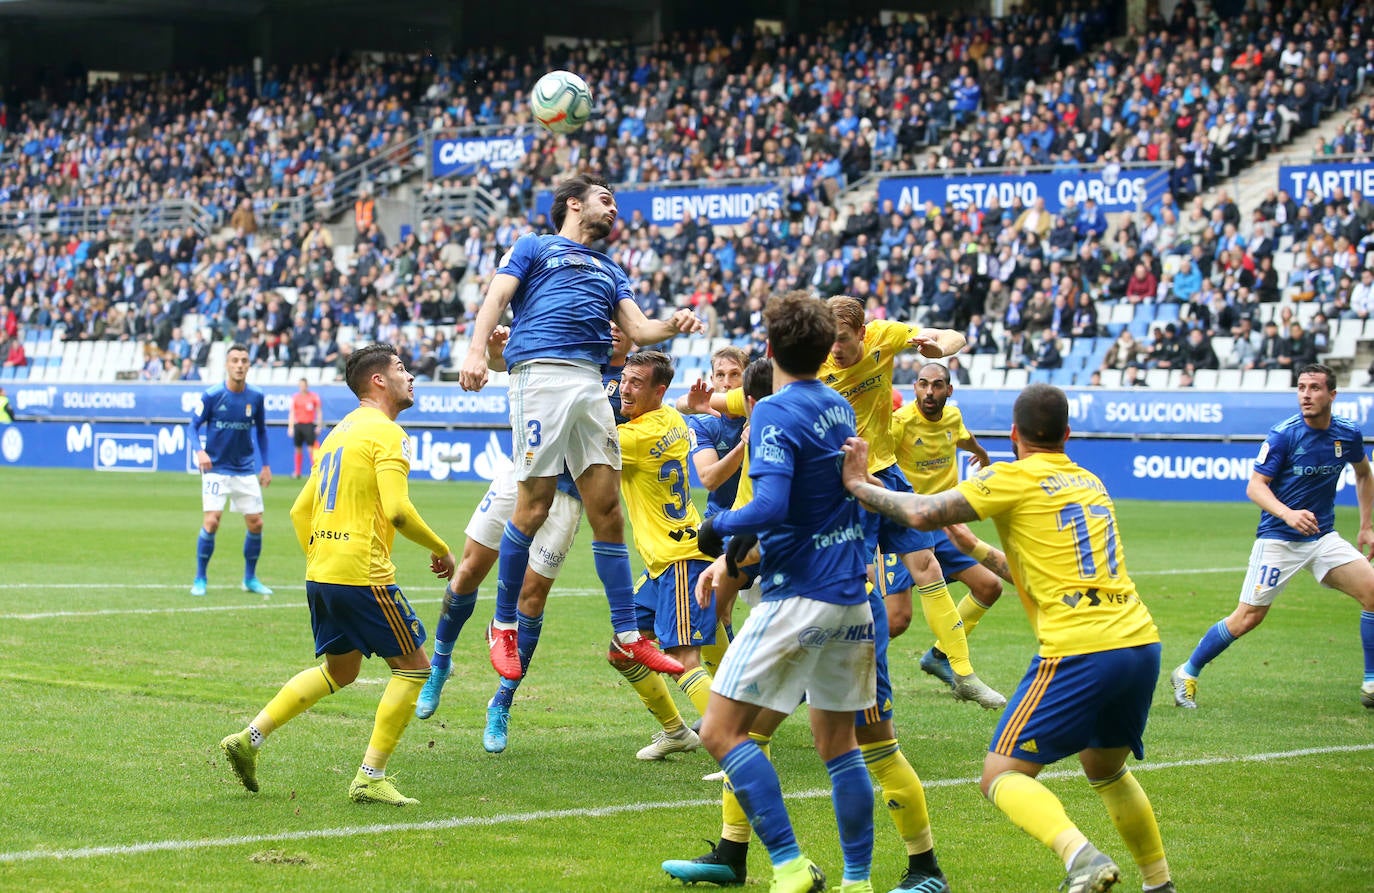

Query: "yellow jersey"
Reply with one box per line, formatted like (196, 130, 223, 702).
(302, 406, 412, 586)
(620, 405, 708, 576)
(819, 319, 921, 473)
(892, 403, 970, 493)
(724, 387, 753, 509)
(955, 451, 1160, 658)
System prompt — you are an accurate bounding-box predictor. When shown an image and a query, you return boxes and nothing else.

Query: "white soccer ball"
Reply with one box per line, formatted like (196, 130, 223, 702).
(530, 70, 594, 134)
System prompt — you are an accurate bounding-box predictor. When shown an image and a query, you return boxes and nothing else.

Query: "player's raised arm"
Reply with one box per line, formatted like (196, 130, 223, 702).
(907, 326, 967, 359)
(841, 436, 979, 530)
(460, 273, 519, 391)
(615, 298, 704, 346)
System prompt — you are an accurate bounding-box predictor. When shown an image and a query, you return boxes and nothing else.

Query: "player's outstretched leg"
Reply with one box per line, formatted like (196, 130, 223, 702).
(1168, 665, 1198, 709)
(220, 729, 259, 792)
(918, 647, 954, 688)
(662, 838, 748, 887)
(484, 610, 544, 752)
(1061, 843, 1121, 893)
(416, 586, 477, 719)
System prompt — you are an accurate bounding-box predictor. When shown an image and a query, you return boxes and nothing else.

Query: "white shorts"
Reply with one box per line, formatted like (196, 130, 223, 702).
(465, 469, 584, 580)
(509, 361, 620, 481)
(201, 472, 264, 515)
(711, 597, 876, 714)
(1239, 532, 1366, 606)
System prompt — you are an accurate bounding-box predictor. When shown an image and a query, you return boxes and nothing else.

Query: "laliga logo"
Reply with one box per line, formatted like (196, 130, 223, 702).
(181, 392, 204, 415)
(98, 438, 119, 467)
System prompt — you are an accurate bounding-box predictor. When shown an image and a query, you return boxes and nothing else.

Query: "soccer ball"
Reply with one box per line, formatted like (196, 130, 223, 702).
(530, 70, 593, 134)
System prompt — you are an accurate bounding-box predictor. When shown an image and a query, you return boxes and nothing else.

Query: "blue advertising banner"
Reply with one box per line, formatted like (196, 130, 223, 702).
(431, 134, 536, 179)
(6, 384, 1373, 439)
(946, 388, 1374, 438)
(534, 183, 784, 227)
(5, 382, 511, 427)
(967, 437, 1360, 506)
(875, 167, 1166, 215)
(0, 420, 514, 482)
(1277, 161, 1374, 202)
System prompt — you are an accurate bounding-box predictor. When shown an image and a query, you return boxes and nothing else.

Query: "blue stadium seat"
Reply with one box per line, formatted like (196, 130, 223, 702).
(1154, 303, 1181, 322)
(1050, 368, 1076, 387)
(1029, 368, 1054, 384)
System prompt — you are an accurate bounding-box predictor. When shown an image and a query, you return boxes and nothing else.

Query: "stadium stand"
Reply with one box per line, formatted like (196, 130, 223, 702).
(4, 2, 1374, 397)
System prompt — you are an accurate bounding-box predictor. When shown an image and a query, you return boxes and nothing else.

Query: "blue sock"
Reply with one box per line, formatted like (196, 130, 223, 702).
(431, 588, 478, 673)
(517, 610, 544, 673)
(195, 528, 215, 579)
(1361, 611, 1374, 684)
(492, 610, 544, 707)
(720, 740, 799, 867)
(826, 749, 874, 882)
(591, 541, 636, 634)
(1184, 619, 1236, 678)
(494, 522, 533, 625)
(243, 532, 262, 580)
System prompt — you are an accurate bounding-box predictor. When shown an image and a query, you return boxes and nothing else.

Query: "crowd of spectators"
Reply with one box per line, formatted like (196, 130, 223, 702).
(0, 57, 432, 229)
(5, 1, 1374, 393)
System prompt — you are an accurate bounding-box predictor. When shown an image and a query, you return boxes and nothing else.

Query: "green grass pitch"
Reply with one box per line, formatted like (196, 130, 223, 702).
(0, 467, 1370, 892)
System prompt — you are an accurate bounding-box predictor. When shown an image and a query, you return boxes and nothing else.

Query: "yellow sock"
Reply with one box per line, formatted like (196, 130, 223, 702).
(988, 771, 1087, 865)
(957, 594, 992, 638)
(721, 732, 771, 842)
(861, 739, 933, 855)
(1090, 768, 1170, 886)
(253, 663, 342, 737)
(362, 668, 427, 772)
(700, 622, 731, 675)
(617, 661, 684, 733)
(677, 666, 713, 717)
(918, 580, 972, 675)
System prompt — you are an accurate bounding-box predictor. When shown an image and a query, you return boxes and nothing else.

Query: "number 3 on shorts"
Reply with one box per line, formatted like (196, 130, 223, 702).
(526, 419, 542, 448)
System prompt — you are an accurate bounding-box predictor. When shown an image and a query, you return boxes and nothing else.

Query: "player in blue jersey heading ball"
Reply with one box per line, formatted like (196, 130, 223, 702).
(189, 343, 273, 597)
(1172, 362, 1374, 710)
(458, 174, 703, 681)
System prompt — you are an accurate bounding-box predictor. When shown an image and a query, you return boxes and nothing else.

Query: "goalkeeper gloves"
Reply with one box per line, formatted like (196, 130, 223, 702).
(725, 532, 758, 578)
(697, 515, 725, 558)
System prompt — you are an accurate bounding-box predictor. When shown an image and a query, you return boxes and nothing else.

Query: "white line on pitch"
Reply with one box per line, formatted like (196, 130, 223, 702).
(0, 590, 607, 621)
(0, 742, 1367, 864)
